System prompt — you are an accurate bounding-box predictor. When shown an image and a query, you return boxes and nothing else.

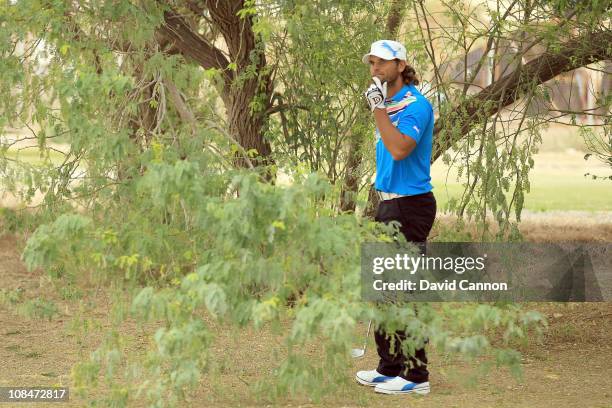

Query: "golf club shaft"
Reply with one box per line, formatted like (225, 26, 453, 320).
(362, 320, 372, 353)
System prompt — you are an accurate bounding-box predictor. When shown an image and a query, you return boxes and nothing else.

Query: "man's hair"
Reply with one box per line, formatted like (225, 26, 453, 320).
(395, 59, 420, 86)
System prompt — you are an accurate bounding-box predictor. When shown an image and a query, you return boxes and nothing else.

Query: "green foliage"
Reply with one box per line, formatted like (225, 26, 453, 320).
(581, 122, 612, 180)
(17, 148, 545, 405)
(265, 1, 382, 185)
(17, 297, 60, 321)
(0, 207, 20, 233)
(0, 287, 25, 306)
(67, 166, 543, 405)
(441, 104, 544, 241)
(22, 213, 94, 273)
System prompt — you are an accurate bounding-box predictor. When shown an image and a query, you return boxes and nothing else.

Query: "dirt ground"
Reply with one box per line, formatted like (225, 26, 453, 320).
(1, 224, 611, 407)
(432, 211, 612, 242)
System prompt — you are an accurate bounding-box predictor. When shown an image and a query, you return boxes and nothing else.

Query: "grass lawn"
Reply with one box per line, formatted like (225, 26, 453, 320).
(2, 146, 66, 165)
(3, 125, 612, 212)
(432, 151, 612, 212)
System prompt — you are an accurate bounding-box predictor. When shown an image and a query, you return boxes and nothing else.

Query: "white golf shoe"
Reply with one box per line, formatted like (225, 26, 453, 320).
(374, 376, 430, 395)
(355, 369, 396, 387)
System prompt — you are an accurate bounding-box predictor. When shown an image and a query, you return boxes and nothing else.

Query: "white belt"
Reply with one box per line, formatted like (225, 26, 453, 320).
(377, 191, 408, 201)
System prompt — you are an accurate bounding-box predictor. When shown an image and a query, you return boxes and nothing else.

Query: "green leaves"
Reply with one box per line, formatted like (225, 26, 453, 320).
(236, 0, 258, 19)
(265, 1, 381, 184)
(199, 283, 228, 318)
(252, 296, 280, 328)
(22, 214, 93, 272)
(19, 156, 548, 405)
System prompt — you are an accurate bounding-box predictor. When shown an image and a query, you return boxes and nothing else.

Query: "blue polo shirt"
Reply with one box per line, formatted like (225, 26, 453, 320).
(374, 83, 434, 195)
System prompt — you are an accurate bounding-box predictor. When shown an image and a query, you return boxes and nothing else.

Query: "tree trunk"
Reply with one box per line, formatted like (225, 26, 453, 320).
(227, 90, 272, 168)
(159, 2, 273, 170)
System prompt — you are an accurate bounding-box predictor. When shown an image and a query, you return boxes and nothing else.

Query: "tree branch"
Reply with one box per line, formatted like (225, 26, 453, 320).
(158, 8, 232, 84)
(432, 29, 612, 162)
(386, 0, 407, 37)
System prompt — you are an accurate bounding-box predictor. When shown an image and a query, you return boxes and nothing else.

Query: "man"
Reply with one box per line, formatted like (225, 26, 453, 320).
(355, 40, 436, 395)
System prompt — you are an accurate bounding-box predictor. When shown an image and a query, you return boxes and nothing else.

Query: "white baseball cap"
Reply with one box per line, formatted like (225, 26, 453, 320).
(362, 40, 407, 64)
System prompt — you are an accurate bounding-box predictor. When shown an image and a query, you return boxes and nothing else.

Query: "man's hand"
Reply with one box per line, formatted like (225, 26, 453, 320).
(364, 77, 387, 112)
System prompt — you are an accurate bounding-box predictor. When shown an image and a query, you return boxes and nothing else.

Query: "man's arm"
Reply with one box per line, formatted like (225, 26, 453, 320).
(373, 108, 416, 161)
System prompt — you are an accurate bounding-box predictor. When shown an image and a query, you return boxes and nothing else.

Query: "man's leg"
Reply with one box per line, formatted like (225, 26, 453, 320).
(374, 193, 436, 383)
(374, 328, 429, 382)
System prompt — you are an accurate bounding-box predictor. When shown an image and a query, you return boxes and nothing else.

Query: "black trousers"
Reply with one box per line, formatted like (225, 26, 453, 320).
(374, 191, 436, 383)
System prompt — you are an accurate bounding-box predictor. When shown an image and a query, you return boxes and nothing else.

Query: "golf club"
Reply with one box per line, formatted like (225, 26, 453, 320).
(351, 320, 372, 358)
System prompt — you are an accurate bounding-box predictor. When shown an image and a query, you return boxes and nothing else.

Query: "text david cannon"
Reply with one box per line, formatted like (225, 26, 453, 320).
(373, 279, 508, 291)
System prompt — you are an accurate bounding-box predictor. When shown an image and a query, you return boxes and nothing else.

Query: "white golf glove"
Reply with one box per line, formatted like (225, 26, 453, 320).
(364, 77, 387, 112)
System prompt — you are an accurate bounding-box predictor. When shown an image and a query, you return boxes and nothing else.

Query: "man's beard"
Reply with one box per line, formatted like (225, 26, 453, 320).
(382, 72, 400, 85)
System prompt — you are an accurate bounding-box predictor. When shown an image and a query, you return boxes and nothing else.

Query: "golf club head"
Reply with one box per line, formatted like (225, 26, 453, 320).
(351, 348, 365, 358)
